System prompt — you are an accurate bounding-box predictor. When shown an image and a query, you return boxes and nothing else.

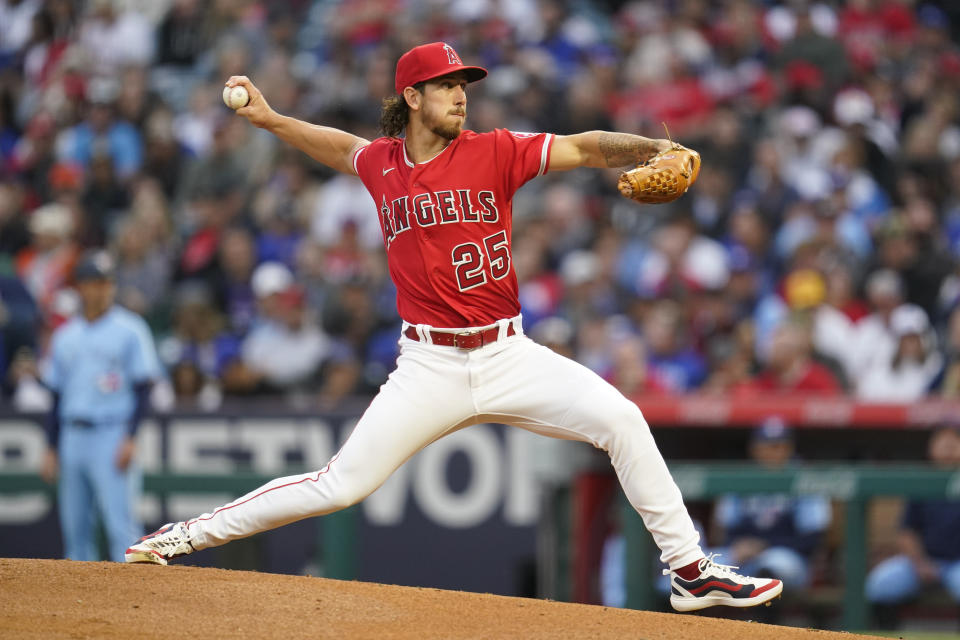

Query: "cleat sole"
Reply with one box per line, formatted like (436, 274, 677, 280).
(671, 581, 783, 612)
(124, 548, 168, 565)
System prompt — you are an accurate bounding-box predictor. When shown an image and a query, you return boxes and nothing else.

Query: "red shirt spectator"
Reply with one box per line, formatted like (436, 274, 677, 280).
(737, 317, 842, 395)
(743, 361, 841, 394)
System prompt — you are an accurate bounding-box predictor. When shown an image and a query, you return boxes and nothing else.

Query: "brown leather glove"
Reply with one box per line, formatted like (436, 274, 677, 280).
(617, 144, 701, 204)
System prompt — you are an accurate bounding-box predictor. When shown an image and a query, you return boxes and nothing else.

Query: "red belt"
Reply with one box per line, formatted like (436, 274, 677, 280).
(403, 323, 516, 350)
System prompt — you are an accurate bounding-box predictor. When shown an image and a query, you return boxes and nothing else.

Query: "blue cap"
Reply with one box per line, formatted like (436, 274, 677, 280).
(74, 250, 115, 282)
(752, 416, 792, 443)
(918, 4, 948, 30)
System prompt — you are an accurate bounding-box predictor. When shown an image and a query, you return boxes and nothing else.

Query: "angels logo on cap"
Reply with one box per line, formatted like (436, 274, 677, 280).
(442, 44, 461, 65)
(394, 42, 487, 95)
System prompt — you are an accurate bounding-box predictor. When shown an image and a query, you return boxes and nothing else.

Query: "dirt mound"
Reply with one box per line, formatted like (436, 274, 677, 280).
(1, 558, 881, 639)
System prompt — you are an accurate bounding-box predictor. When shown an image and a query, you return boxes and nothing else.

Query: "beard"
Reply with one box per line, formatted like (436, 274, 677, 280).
(432, 121, 462, 140)
(424, 106, 465, 140)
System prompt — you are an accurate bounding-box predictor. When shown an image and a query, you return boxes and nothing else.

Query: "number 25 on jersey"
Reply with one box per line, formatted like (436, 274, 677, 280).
(451, 231, 510, 292)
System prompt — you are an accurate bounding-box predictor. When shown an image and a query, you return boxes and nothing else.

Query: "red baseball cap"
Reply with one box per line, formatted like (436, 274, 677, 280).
(394, 42, 487, 95)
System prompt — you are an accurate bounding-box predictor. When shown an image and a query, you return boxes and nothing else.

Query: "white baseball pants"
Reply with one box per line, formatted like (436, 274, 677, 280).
(185, 317, 703, 569)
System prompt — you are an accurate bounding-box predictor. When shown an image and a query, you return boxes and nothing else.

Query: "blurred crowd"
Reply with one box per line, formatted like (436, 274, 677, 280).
(2, 0, 960, 411)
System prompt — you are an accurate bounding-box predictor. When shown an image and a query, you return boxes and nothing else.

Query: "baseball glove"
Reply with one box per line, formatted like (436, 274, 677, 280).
(617, 144, 701, 204)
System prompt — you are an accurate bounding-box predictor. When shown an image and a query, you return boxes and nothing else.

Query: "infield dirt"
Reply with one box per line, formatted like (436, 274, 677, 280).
(1, 558, 884, 639)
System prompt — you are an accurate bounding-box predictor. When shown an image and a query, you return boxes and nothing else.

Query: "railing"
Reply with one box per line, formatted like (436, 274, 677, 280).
(627, 394, 960, 428)
(620, 463, 960, 630)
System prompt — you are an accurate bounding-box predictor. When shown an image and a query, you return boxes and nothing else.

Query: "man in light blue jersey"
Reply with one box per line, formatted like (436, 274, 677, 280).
(41, 250, 162, 562)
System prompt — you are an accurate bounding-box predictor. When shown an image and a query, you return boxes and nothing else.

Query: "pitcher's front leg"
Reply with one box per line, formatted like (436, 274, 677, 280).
(127, 343, 474, 562)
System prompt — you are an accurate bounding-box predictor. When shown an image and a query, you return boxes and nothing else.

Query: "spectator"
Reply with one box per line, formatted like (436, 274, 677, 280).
(20, 7, 68, 92)
(642, 299, 707, 393)
(115, 66, 150, 129)
(156, 282, 240, 402)
(557, 250, 617, 328)
(321, 274, 384, 356)
(249, 260, 293, 326)
(633, 214, 729, 301)
(866, 424, 960, 628)
(775, 4, 848, 92)
(897, 196, 955, 317)
(0, 0, 41, 64)
(10, 113, 59, 202)
(169, 356, 221, 411)
(772, 106, 835, 205)
(15, 202, 79, 325)
(240, 284, 343, 400)
(723, 200, 777, 303)
(173, 84, 220, 158)
(81, 151, 128, 245)
(515, 232, 563, 330)
(857, 303, 943, 401)
(176, 116, 247, 211)
(604, 335, 666, 398)
(76, 0, 154, 77)
(737, 314, 842, 395)
(173, 185, 234, 285)
(211, 226, 258, 334)
(309, 167, 383, 251)
(528, 316, 574, 359)
(155, 0, 208, 69)
(57, 76, 143, 180)
(807, 262, 863, 382)
(141, 107, 188, 198)
(701, 318, 755, 394)
(830, 89, 896, 202)
(848, 268, 906, 384)
(111, 214, 171, 320)
(0, 180, 31, 259)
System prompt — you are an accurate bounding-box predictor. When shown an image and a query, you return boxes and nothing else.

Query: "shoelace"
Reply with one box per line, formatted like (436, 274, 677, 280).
(699, 553, 742, 578)
(663, 552, 742, 578)
(150, 524, 191, 553)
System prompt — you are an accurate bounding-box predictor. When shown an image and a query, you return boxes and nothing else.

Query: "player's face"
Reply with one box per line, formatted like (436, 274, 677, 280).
(420, 72, 468, 140)
(750, 440, 793, 468)
(76, 278, 115, 318)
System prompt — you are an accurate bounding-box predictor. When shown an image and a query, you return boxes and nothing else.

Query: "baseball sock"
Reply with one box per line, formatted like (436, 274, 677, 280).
(674, 559, 705, 580)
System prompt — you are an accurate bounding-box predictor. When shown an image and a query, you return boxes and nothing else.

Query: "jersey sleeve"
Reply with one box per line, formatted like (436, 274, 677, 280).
(127, 317, 163, 383)
(492, 129, 554, 196)
(352, 143, 370, 179)
(352, 138, 386, 187)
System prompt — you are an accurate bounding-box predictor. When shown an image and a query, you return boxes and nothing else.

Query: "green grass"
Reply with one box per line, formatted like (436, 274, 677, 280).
(869, 632, 960, 640)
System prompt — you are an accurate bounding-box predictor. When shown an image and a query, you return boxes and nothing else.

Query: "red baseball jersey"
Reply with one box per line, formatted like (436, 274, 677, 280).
(352, 129, 554, 328)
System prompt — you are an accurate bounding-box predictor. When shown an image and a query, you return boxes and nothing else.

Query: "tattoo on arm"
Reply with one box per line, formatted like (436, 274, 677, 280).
(597, 133, 662, 168)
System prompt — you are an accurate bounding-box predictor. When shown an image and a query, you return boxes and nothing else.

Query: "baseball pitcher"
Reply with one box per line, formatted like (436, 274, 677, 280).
(125, 42, 781, 612)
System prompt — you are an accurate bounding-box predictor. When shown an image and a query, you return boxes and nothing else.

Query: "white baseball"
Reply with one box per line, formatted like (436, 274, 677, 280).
(222, 85, 249, 110)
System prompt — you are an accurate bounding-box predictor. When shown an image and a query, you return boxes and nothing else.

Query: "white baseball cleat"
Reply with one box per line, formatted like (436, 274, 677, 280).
(125, 522, 195, 565)
(665, 554, 783, 612)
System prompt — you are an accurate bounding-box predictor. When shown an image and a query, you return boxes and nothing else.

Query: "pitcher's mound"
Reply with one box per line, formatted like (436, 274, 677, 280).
(1, 558, 882, 639)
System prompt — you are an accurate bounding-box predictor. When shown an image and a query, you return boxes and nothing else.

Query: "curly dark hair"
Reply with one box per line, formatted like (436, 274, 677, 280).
(379, 83, 424, 138)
